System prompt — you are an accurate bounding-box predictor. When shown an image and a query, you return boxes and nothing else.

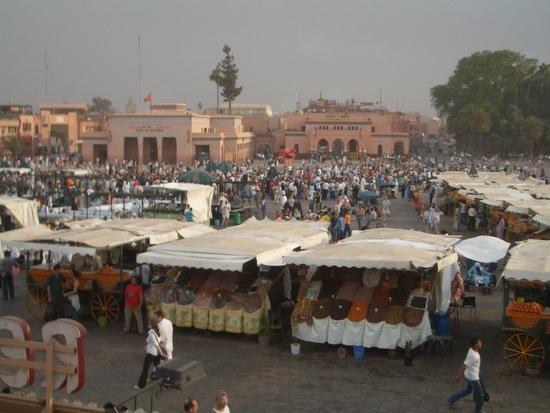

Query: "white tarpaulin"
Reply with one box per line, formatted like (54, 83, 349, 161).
(501, 240, 550, 282)
(137, 218, 329, 270)
(294, 312, 432, 349)
(149, 183, 214, 223)
(454, 236, 510, 263)
(0, 196, 39, 227)
(285, 228, 457, 270)
(0, 225, 53, 251)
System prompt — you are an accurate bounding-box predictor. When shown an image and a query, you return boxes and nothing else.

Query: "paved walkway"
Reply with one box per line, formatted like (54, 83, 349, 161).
(0, 197, 548, 412)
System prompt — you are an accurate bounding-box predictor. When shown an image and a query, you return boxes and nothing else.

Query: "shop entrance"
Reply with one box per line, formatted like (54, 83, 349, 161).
(195, 145, 210, 160)
(93, 144, 108, 161)
(143, 137, 158, 163)
(124, 137, 139, 162)
(162, 137, 177, 164)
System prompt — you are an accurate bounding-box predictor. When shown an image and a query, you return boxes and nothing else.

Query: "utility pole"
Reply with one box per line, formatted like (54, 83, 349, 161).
(138, 35, 142, 105)
(44, 47, 48, 97)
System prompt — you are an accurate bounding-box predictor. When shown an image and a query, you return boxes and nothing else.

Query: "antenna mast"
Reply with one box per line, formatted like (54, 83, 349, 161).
(138, 35, 142, 104)
(44, 48, 48, 97)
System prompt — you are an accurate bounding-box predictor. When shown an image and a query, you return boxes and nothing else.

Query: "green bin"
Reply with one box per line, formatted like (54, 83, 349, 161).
(231, 211, 241, 225)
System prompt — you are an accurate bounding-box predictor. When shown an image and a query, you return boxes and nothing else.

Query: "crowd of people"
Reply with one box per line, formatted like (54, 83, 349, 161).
(1, 151, 549, 413)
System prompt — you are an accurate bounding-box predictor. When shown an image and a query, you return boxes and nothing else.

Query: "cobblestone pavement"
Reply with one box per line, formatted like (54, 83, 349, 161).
(1, 197, 549, 412)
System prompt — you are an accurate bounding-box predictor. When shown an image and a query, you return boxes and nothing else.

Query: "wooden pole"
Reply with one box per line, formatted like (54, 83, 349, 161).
(43, 341, 54, 413)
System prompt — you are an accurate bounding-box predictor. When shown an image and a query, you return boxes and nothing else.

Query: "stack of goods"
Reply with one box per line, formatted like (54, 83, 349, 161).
(292, 270, 433, 349)
(506, 300, 543, 329)
(155, 269, 274, 334)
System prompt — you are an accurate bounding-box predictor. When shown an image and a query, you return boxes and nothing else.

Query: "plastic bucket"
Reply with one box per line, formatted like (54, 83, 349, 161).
(97, 316, 108, 328)
(232, 212, 241, 225)
(433, 313, 450, 336)
(214, 219, 221, 227)
(353, 345, 365, 360)
(290, 343, 301, 356)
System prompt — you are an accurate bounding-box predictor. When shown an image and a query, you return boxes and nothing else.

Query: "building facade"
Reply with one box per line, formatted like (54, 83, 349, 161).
(38, 103, 90, 154)
(280, 110, 410, 158)
(81, 104, 254, 164)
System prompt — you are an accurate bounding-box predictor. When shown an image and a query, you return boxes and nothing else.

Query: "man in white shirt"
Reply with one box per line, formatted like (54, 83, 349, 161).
(448, 338, 485, 412)
(155, 310, 174, 360)
(212, 390, 230, 413)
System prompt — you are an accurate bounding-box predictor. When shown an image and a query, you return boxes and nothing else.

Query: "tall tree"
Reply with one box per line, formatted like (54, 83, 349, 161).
(430, 50, 546, 155)
(218, 45, 243, 115)
(520, 116, 545, 156)
(90, 97, 114, 113)
(209, 64, 223, 114)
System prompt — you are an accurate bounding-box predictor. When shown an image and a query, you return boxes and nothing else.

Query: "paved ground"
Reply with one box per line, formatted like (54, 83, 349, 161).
(1, 197, 549, 412)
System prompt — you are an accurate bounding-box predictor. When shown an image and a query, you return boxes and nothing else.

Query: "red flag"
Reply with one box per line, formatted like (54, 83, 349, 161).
(143, 93, 152, 103)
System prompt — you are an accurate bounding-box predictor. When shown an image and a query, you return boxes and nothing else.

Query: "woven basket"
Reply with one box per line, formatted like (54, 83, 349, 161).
(385, 305, 405, 325)
(366, 303, 388, 323)
(403, 307, 424, 327)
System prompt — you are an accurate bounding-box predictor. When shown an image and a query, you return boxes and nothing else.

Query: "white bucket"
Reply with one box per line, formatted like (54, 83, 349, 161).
(290, 342, 301, 356)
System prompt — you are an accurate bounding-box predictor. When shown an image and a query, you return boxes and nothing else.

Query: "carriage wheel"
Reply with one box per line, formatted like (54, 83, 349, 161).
(503, 333, 545, 370)
(90, 292, 120, 325)
(27, 287, 48, 320)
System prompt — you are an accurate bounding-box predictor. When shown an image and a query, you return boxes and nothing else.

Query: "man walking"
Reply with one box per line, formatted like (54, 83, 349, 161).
(155, 310, 174, 360)
(1, 251, 18, 300)
(448, 338, 485, 412)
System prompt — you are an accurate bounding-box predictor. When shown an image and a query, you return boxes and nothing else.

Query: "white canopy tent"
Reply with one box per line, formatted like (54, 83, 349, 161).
(0, 196, 39, 227)
(148, 183, 214, 223)
(454, 236, 510, 264)
(137, 218, 329, 270)
(285, 228, 459, 270)
(500, 240, 550, 283)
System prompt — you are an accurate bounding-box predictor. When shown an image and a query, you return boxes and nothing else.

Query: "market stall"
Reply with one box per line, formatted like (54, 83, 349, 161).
(136, 218, 330, 335)
(284, 228, 460, 350)
(0, 195, 39, 227)
(499, 239, 550, 371)
(2, 218, 212, 325)
(147, 183, 214, 223)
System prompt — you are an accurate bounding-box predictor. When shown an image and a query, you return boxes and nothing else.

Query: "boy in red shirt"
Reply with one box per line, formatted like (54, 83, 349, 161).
(123, 276, 144, 334)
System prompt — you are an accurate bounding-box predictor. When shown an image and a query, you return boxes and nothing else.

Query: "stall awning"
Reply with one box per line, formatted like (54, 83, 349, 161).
(454, 236, 510, 263)
(284, 229, 457, 270)
(5, 241, 95, 257)
(0, 225, 53, 250)
(501, 240, 550, 282)
(136, 218, 329, 270)
(0, 196, 39, 227)
(533, 214, 550, 227)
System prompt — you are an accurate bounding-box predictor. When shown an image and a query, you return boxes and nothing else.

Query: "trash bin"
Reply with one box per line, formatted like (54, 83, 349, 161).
(433, 313, 450, 336)
(232, 211, 241, 225)
(353, 345, 365, 360)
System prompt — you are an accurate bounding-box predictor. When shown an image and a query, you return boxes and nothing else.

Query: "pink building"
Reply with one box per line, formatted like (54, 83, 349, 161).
(81, 104, 254, 164)
(281, 110, 410, 158)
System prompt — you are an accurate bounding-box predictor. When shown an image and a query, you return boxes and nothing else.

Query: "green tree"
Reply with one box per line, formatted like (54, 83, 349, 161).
(218, 45, 243, 115)
(431, 50, 541, 155)
(1, 134, 24, 159)
(520, 116, 545, 156)
(209, 64, 223, 114)
(90, 97, 114, 113)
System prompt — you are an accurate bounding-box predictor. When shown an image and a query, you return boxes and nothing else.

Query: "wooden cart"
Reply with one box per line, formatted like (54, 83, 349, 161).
(501, 278, 550, 371)
(27, 265, 130, 325)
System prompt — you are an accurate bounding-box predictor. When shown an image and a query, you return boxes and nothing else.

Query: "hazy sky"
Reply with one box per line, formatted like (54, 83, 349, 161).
(1, 0, 549, 115)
